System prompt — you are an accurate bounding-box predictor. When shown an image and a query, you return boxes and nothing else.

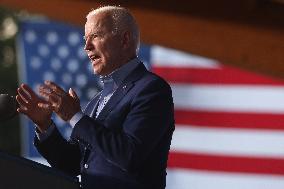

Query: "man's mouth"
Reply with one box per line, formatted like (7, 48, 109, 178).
(89, 55, 101, 64)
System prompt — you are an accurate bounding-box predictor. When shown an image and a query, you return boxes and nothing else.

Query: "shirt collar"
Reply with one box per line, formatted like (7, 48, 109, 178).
(100, 57, 140, 87)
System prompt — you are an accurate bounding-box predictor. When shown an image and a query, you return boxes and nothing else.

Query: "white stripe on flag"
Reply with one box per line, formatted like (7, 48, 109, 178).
(172, 84, 284, 113)
(151, 45, 220, 68)
(166, 168, 284, 189)
(171, 125, 284, 157)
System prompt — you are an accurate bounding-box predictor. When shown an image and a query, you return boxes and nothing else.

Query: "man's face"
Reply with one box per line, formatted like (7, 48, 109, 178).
(84, 13, 123, 76)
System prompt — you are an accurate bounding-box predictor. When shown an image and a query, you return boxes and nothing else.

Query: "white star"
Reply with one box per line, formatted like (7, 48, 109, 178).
(62, 73, 73, 85)
(46, 31, 58, 45)
(43, 71, 56, 81)
(30, 56, 42, 69)
(50, 58, 62, 71)
(68, 32, 80, 46)
(38, 44, 50, 57)
(57, 45, 69, 58)
(25, 30, 37, 43)
(67, 59, 79, 72)
(76, 74, 87, 87)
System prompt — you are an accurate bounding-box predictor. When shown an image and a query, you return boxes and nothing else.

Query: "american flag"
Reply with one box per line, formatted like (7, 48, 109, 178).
(17, 19, 284, 189)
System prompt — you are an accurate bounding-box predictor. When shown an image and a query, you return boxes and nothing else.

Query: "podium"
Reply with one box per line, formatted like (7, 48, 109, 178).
(0, 150, 79, 189)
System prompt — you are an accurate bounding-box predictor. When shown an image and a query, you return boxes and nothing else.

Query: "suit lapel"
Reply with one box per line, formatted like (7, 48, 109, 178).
(90, 95, 101, 118)
(96, 63, 147, 120)
(83, 92, 101, 117)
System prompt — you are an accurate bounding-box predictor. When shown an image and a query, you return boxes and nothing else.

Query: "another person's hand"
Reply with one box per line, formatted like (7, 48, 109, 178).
(39, 81, 81, 121)
(16, 84, 53, 132)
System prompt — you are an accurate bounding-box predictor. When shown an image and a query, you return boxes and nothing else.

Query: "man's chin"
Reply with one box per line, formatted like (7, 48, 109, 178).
(92, 65, 103, 75)
(93, 68, 106, 76)
(93, 65, 113, 76)
(93, 69, 100, 75)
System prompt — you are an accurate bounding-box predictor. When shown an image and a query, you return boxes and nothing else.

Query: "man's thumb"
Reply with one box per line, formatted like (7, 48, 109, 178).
(69, 88, 79, 100)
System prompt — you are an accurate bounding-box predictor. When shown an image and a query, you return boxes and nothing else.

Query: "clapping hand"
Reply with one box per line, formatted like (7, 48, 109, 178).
(39, 81, 81, 121)
(16, 84, 53, 132)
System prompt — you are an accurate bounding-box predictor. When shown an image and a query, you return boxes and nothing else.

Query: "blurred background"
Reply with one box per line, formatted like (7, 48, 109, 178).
(0, 0, 284, 188)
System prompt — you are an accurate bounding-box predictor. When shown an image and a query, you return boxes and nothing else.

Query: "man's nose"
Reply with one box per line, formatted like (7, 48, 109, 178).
(84, 39, 93, 51)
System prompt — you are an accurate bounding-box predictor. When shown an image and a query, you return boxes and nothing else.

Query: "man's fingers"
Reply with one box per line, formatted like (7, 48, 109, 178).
(17, 87, 30, 103)
(38, 102, 51, 110)
(39, 85, 52, 94)
(21, 84, 38, 99)
(39, 84, 61, 98)
(39, 89, 61, 105)
(16, 95, 30, 114)
(39, 90, 62, 112)
(16, 94, 27, 106)
(39, 86, 52, 99)
(44, 81, 66, 94)
(17, 107, 27, 114)
(16, 94, 27, 109)
(40, 82, 68, 102)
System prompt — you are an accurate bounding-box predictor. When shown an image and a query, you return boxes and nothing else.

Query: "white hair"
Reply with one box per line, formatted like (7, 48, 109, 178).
(87, 6, 140, 54)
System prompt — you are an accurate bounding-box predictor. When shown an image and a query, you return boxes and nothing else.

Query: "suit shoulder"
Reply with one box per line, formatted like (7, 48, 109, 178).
(141, 70, 172, 91)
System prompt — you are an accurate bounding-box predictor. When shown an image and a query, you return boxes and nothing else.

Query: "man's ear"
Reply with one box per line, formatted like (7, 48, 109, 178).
(122, 31, 131, 49)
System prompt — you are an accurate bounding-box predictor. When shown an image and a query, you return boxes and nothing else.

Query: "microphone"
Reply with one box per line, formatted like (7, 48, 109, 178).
(0, 94, 18, 121)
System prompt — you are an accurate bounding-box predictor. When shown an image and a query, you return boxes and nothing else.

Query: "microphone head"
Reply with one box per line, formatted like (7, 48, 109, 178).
(0, 94, 17, 121)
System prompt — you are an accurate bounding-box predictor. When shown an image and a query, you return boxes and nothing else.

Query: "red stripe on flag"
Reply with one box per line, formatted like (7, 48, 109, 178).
(175, 110, 284, 130)
(168, 151, 284, 175)
(152, 66, 284, 85)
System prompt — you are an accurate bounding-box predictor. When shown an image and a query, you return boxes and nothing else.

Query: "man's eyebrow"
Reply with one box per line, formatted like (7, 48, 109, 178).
(83, 32, 98, 39)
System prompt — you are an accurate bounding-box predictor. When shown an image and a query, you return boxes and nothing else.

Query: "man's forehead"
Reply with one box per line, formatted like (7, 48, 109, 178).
(86, 12, 113, 26)
(85, 13, 112, 32)
(85, 15, 101, 29)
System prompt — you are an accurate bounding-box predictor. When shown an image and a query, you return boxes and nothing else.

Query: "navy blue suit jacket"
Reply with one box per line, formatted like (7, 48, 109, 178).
(34, 63, 175, 189)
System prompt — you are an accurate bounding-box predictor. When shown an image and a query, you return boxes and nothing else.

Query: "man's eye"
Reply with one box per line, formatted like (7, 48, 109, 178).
(90, 34, 98, 39)
(83, 34, 98, 41)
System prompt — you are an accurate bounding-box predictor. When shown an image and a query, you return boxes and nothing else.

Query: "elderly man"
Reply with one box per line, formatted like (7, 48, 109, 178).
(16, 6, 174, 189)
